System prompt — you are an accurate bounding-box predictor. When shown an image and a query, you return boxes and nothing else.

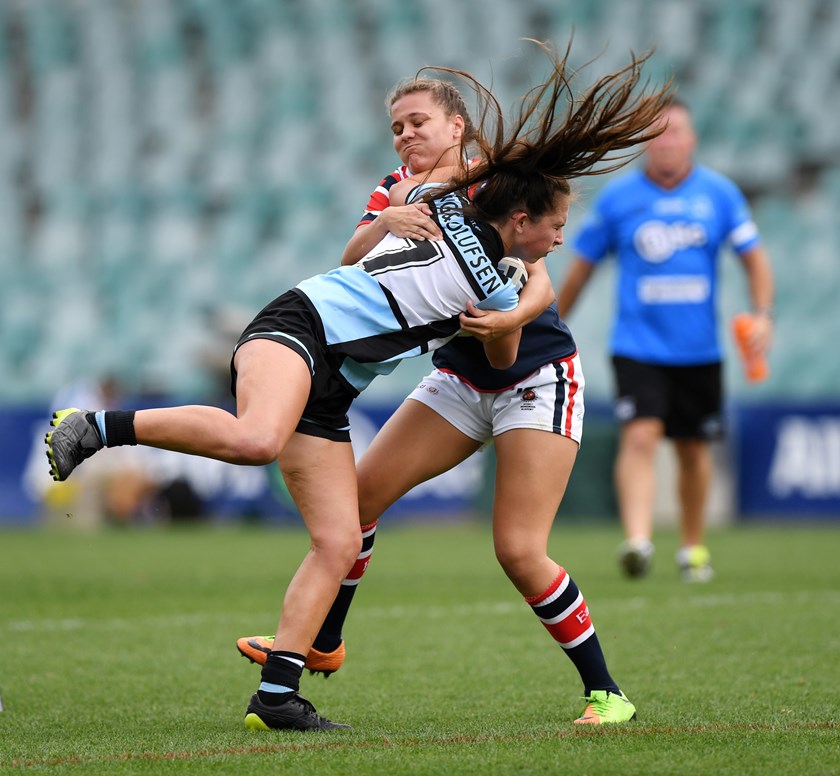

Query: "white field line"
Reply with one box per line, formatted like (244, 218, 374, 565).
(4, 589, 839, 633)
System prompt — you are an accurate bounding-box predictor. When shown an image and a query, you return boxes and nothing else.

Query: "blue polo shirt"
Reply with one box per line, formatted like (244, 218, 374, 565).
(573, 165, 760, 365)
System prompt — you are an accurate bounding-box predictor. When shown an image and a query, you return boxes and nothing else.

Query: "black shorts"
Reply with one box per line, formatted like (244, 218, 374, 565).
(230, 290, 357, 442)
(611, 355, 723, 440)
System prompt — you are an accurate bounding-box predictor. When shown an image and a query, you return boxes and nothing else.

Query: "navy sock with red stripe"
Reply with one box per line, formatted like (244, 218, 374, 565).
(313, 520, 378, 653)
(526, 567, 620, 695)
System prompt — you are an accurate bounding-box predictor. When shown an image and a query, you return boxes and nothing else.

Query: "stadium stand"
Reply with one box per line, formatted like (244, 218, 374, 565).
(0, 0, 838, 403)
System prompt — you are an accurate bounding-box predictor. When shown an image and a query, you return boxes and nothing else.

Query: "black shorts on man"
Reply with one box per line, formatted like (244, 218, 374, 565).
(611, 355, 723, 440)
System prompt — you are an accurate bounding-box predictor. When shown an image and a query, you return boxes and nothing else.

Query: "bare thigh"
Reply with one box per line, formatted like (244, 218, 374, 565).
(279, 431, 360, 547)
(234, 339, 312, 453)
(132, 338, 311, 464)
(492, 429, 578, 594)
(356, 399, 482, 523)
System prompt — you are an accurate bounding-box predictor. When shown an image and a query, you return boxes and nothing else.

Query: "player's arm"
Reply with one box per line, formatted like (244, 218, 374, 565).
(458, 259, 553, 342)
(463, 300, 522, 369)
(340, 204, 443, 265)
(739, 244, 775, 353)
(556, 256, 596, 318)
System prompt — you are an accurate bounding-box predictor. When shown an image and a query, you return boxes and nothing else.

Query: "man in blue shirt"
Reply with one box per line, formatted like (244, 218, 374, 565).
(556, 100, 774, 581)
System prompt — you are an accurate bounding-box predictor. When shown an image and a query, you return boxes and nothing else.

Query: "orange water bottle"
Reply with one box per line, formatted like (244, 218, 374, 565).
(732, 313, 769, 382)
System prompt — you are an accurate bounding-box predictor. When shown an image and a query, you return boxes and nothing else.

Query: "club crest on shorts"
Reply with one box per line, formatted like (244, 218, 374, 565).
(519, 387, 538, 410)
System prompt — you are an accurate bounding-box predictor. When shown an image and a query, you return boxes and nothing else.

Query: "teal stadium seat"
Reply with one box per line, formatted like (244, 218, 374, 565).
(0, 0, 838, 403)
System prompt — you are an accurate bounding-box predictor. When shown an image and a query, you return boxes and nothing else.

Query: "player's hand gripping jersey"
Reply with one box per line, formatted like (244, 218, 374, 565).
(294, 190, 521, 392)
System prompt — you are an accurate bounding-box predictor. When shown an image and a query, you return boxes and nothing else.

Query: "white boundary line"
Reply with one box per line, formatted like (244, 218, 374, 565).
(4, 590, 839, 632)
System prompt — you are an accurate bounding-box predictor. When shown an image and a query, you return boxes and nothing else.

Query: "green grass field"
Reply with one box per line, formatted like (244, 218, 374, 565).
(1, 521, 838, 774)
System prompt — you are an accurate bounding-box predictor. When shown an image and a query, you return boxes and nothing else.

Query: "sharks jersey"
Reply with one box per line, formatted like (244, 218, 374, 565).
(355, 167, 578, 392)
(294, 190, 520, 393)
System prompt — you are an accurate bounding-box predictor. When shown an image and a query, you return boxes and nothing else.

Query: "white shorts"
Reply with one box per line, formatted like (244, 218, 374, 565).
(407, 354, 585, 445)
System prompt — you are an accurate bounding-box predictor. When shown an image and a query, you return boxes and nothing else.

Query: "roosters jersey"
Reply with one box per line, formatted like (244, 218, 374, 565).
(432, 303, 576, 391)
(573, 165, 761, 365)
(358, 165, 413, 227)
(357, 159, 480, 228)
(297, 190, 521, 392)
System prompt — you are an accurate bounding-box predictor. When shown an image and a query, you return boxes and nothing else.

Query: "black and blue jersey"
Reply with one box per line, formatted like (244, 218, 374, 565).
(292, 190, 520, 393)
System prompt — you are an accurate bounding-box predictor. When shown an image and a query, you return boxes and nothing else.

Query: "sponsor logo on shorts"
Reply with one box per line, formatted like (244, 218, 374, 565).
(700, 414, 723, 439)
(615, 396, 636, 422)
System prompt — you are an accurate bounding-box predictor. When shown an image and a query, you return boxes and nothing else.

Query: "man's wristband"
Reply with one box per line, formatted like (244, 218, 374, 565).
(754, 306, 774, 321)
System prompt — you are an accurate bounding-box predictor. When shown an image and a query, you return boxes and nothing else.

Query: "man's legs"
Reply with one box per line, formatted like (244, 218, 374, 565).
(673, 437, 714, 581)
(615, 417, 663, 578)
(674, 437, 712, 547)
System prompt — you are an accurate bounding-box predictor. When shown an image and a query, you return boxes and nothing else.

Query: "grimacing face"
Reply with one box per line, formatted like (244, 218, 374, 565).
(511, 196, 570, 263)
(390, 90, 465, 173)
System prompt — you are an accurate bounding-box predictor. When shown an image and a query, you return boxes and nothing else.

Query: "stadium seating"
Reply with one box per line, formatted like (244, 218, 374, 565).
(0, 0, 838, 403)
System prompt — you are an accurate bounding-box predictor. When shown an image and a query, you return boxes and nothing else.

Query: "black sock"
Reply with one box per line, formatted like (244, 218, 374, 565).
(313, 585, 358, 652)
(565, 633, 620, 696)
(103, 410, 137, 447)
(257, 651, 305, 705)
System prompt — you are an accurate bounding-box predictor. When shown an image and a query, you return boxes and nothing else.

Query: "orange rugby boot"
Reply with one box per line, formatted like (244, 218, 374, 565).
(236, 635, 346, 677)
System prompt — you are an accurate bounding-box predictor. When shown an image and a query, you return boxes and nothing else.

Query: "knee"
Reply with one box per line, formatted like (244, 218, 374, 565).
(677, 440, 709, 467)
(494, 541, 536, 584)
(341, 528, 364, 566)
(232, 434, 280, 466)
(313, 525, 363, 574)
(620, 421, 662, 457)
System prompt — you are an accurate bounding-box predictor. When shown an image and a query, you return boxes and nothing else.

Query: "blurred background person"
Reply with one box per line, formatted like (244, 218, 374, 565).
(556, 100, 774, 581)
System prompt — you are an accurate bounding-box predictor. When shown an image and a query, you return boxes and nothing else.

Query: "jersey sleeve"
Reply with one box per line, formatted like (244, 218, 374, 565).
(357, 167, 410, 228)
(474, 279, 520, 312)
(719, 178, 761, 255)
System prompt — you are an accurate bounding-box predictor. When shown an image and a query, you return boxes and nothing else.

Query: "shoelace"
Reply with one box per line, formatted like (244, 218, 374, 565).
(291, 694, 319, 718)
(579, 694, 611, 714)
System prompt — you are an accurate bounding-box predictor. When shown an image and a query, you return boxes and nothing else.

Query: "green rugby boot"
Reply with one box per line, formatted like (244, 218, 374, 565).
(574, 690, 637, 725)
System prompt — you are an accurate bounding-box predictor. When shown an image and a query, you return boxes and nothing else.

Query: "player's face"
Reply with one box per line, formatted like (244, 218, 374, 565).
(390, 91, 464, 173)
(512, 196, 569, 263)
(645, 105, 697, 176)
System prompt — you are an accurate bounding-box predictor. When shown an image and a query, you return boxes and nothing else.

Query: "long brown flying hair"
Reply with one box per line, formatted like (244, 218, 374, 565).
(417, 39, 673, 221)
